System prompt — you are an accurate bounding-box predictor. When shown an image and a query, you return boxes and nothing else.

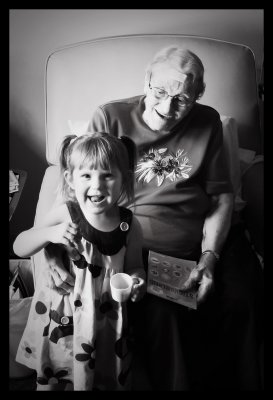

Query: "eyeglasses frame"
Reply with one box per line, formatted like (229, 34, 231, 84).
(148, 77, 195, 109)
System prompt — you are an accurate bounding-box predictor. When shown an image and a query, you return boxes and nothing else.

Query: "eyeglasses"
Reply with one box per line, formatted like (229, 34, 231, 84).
(148, 80, 195, 108)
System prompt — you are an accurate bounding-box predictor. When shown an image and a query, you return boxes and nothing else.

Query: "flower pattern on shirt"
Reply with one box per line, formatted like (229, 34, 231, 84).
(136, 147, 192, 186)
(75, 341, 96, 369)
(95, 292, 119, 322)
(37, 366, 72, 385)
(20, 341, 37, 359)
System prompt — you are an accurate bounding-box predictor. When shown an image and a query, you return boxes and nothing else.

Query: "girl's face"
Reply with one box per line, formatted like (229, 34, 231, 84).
(65, 166, 123, 217)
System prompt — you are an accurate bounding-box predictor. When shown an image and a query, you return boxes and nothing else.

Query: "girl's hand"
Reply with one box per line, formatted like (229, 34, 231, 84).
(130, 277, 146, 302)
(50, 222, 79, 249)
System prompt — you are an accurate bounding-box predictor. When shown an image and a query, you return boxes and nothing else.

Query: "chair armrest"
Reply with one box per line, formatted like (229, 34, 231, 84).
(241, 157, 264, 257)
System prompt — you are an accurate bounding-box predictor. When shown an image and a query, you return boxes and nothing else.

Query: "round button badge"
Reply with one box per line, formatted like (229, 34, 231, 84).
(61, 316, 70, 325)
(120, 222, 129, 231)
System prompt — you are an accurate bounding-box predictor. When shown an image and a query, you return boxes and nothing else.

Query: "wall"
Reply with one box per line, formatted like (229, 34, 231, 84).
(9, 9, 264, 250)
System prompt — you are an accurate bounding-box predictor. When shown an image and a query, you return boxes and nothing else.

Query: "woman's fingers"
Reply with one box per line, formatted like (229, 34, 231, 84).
(197, 274, 214, 304)
(182, 268, 202, 290)
(51, 263, 75, 287)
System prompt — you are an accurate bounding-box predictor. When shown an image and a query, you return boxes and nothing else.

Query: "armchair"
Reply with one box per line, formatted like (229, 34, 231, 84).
(32, 34, 263, 284)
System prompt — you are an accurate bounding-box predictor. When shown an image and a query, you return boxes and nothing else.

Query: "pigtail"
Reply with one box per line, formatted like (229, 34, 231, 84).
(59, 135, 77, 172)
(58, 134, 77, 201)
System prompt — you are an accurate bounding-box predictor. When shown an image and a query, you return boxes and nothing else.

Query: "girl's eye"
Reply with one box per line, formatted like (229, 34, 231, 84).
(81, 174, 90, 179)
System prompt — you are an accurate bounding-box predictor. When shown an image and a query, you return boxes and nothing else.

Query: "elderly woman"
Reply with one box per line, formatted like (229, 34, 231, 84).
(87, 46, 263, 390)
(51, 46, 263, 390)
(89, 47, 233, 273)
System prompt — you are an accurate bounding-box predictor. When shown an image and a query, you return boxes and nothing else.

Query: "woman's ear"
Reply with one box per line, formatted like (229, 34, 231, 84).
(143, 71, 151, 95)
(144, 82, 149, 96)
(64, 170, 75, 190)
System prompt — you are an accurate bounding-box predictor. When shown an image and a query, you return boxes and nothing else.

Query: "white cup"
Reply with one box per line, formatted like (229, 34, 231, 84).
(110, 273, 133, 302)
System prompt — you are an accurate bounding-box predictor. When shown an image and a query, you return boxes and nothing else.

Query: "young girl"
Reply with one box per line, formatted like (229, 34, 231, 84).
(13, 132, 146, 391)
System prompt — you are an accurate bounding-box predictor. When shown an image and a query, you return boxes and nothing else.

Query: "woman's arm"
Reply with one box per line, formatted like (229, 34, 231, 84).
(13, 204, 76, 258)
(201, 192, 233, 254)
(183, 192, 233, 303)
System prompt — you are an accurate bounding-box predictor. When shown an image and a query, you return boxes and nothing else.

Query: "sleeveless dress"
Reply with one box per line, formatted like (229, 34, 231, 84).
(15, 201, 134, 391)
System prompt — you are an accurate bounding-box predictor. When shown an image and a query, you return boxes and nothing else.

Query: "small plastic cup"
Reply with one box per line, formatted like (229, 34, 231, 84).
(110, 273, 133, 302)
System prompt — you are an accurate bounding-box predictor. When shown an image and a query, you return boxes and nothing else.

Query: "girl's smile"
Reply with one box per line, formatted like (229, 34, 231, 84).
(90, 195, 106, 204)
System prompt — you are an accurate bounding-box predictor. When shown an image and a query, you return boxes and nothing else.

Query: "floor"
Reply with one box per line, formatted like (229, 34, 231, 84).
(10, 351, 263, 391)
(10, 373, 37, 391)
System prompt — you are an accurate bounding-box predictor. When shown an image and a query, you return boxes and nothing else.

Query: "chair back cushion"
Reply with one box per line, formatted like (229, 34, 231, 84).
(46, 34, 262, 165)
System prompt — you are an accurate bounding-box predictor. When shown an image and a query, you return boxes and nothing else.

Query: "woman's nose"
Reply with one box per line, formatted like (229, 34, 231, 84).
(159, 97, 174, 115)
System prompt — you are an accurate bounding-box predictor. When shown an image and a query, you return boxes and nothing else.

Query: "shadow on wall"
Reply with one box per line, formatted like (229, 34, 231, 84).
(9, 125, 47, 256)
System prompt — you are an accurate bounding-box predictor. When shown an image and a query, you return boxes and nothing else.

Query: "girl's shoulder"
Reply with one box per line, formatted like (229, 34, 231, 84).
(119, 206, 133, 228)
(120, 207, 143, 239)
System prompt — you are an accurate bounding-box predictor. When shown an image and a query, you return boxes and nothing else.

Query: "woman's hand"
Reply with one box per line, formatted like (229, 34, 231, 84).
(45, 243, 75, 295)
(130, 277, 147, 302)
(49, 263, 75, 295)
(181, 252, 217, 304)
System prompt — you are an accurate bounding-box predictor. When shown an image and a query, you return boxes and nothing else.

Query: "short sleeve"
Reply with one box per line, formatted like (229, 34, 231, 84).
(88, 107, 109, 133)
(201, 116, 233, 195)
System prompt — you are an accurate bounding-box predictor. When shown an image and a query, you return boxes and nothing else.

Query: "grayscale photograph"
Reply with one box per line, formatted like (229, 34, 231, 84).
(9, 9, 264, 391)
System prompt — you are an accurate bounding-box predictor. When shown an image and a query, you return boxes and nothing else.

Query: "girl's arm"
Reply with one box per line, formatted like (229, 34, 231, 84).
(13, 204, 76, 258)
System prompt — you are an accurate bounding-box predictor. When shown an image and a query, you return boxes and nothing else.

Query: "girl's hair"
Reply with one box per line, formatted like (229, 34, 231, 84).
(144, 46, 206, 100)
(59, 132, 136, 204)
